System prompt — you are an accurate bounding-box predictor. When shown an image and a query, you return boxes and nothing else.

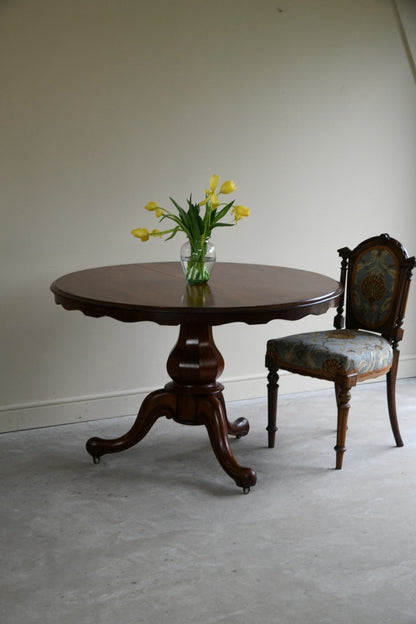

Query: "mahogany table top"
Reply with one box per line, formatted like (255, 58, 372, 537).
(51, 261, 343, 326)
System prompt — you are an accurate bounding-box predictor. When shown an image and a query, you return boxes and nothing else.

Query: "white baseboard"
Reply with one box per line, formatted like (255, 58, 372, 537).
(1, 355, 415, 433)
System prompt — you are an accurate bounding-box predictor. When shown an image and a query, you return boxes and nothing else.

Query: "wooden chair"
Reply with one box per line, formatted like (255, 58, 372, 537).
(265, 233, 415, 469)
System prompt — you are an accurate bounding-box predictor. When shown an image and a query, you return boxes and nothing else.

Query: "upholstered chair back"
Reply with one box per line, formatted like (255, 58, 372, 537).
(336, 234, 415, 346)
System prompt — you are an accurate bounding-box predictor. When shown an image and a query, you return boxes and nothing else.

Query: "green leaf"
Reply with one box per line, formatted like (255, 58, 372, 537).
(164, 209, 192, 239)
(202, 205, 213, 232)
(212, 222, 234, 228)
(188, 206, 204, 239)
(211, 200, 234, 226)
(169, 197, 193, 236)
(165, 225, 180, 240)
(187, 195, 200, 215)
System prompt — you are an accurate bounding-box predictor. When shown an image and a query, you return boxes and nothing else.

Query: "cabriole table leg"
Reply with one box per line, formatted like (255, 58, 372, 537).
(86, 388, 176, 462)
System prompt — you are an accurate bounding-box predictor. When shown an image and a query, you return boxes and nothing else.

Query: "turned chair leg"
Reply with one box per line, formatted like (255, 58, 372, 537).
(386, 352, 404, 447)
(334, 383, 341, 408)
(334, 385, 351, 469)
(266, 365, 279, 448)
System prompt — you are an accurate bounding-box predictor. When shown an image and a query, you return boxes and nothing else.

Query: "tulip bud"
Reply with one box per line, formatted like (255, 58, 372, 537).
(145, 201, 158, 211)
(220, 180, 237, 194)
(131, 227, 150, 241)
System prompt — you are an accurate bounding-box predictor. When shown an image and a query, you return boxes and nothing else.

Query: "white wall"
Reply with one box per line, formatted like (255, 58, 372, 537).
(1, 0, 415, 431)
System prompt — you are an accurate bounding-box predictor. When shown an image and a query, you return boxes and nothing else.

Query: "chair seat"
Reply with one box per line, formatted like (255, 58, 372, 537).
(267, 329, 393, 375)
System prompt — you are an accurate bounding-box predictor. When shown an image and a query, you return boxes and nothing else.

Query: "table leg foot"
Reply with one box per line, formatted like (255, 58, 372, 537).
(227, 417, 250, 439)
(218, 394, 250, 438)
(198, 395, 257, 491)
(86, 388, 175, 462)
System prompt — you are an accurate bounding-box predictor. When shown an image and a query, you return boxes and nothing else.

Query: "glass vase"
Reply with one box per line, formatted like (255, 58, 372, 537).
(180, 238, 216, 285)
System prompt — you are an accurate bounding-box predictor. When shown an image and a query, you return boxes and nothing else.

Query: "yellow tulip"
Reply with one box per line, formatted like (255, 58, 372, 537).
(201, 175, 236, 208)
(155, 208, 163, 218)
(231, 205, 250, 221)
(209, 192, 219, 210)
(150, 229, 162, 237)
(131, 227, 150, 241)
(209, 174, 219, 191)
(200, 189, 219, 209)
(220, 180, 237, 194)
(145, 201, 158, 211)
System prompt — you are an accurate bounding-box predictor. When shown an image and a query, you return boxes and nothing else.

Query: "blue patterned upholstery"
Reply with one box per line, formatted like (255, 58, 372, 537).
(350, 247, 398, 328)
(267, 329, 393, 375)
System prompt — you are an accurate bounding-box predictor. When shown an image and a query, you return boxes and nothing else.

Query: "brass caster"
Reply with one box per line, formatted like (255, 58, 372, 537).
(93, 456, 100, 465)
(243, 487, 250, 494)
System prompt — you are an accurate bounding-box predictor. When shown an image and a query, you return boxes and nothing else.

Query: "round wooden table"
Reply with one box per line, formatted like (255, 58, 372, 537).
(51, 262, 343, 492)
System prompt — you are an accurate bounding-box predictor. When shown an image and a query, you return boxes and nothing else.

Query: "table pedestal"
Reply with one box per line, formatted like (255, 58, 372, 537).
(86, 324, 257, 492)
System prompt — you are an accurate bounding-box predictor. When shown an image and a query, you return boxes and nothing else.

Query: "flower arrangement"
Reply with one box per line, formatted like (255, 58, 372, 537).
(131, 174, 250, 284)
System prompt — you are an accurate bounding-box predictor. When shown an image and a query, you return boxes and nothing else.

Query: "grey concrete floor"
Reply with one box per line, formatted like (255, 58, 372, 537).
(1, 378, 416, 624)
